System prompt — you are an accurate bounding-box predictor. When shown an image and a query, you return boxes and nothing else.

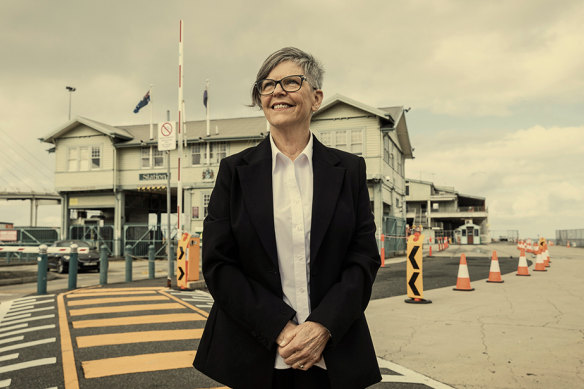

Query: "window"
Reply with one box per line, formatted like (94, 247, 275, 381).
(68, 146, 101, 171)
(212, 142, 227, 163)
(203, 193, 211, 218)
(142, 147, 164, 168)
(153, 148, 164, 167)
(383, 136, 390, 164)
(191, 144, 202, 165)
(405, 185, 409, 196)
(68, 148, 79, 171)
(319, 129, 363, 155)
(350, 130, 362, 155)
(335, 130, 347, 152)
(91, 146, 101, 169)
(192, 142, 227, 165)
(141, 148, 150, 168)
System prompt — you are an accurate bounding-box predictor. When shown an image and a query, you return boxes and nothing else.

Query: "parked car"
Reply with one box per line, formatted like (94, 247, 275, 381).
(48, 240, 100, 273)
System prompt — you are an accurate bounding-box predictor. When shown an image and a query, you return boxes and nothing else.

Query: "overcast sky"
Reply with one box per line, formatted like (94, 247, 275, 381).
(1, 0, 583, 239)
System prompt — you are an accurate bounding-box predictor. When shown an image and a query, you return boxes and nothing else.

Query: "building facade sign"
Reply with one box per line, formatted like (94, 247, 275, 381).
(139, 173, 169, 181)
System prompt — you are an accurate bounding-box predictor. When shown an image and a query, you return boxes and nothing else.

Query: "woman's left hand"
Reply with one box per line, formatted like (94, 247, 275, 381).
(278, 321, 331, 370)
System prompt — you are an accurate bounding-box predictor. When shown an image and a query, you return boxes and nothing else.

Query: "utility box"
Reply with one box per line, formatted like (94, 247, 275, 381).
(176, 232, 200, 289)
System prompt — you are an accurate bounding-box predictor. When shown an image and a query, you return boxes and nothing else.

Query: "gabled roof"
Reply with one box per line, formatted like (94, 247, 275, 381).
(41, 116, 133, 144)
(315, 94, 395, 125)
(314, 94, 414, 159)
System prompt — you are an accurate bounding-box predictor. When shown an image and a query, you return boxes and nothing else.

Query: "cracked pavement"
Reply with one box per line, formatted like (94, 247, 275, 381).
(366, 243, 584, 388)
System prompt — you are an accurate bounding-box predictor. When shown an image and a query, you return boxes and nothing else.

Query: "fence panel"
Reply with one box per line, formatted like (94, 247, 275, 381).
(70, 225, 114, 254)
(556, 229, 584, 248)
(124, 224, 178, 258)
(0, 227, 60, 263)
(383, 216, 407, 257)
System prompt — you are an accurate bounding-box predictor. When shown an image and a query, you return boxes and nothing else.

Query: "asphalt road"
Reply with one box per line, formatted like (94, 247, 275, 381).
(0, 244, 529, 388)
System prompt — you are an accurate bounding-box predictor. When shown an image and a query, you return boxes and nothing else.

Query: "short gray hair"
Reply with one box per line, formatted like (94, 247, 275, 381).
(250, 47, 325, 108)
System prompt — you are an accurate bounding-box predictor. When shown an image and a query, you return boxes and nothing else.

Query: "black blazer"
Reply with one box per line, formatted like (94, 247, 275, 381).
(193, 136, 381, 389)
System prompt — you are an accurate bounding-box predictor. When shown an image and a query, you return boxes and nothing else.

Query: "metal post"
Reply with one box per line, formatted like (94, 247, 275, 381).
(37, 244, 48, 295)
(68, 243, 78, 290)
(100, 244, 108, 285)
(125, 244, 132, 282)
(148, 244, 155, 279)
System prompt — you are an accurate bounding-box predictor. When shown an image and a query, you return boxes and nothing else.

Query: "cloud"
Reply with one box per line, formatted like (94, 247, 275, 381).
(406, 125, 584, 238)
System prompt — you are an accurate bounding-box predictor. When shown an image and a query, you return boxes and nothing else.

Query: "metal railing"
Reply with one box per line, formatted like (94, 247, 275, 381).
(0, 227, 60, 263)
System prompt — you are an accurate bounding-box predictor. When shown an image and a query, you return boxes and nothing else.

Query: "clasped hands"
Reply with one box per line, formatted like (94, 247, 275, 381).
(276, 320, 330, 371)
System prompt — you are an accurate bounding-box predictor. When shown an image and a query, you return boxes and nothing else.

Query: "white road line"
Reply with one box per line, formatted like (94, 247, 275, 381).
(0, 336, 24, 345)
(0, 353, 19, 362)
(12, 295, 55, 303)
(0, 324, 55, 338)
(0, 357, 57, 374)
(1, 312, 32, 322)
(0, 337, 56, 353)
(8, 304, 55, 313)
(0, 323, 27, 333)
(0, 314, 54, 326)
(377, 358, 454, 388)
(0, 379, 11, 388)
(5, 306, 54, 317)
(10, 299, 55, 308)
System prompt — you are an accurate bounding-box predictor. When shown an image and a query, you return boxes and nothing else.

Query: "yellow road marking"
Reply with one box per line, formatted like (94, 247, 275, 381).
(68, 302, 184, 316)
(70, 287, 164, 293)
(73, 313, 205, 328)
(57, 291, 79, 389)
(77, 328, 204, 348)
(67, 295, 169, 306)
(82, 350, 196, 378)
(66, 291, 158, 299)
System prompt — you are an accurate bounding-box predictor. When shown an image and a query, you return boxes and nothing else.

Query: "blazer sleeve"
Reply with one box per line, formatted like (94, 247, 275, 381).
(306, 157, 381, 343)
(202, 159, 296, 350)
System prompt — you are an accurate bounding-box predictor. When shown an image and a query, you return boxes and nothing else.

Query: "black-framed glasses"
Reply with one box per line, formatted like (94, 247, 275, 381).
(255, 75, 309, 95)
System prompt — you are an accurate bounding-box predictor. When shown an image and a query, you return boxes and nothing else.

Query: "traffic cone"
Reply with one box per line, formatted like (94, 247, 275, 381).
(516, 248, 530, 276)
(533, 249, 547, 272)
(453, 254, 474, 291)
(429, 245, 433, 257)
(544, 247, 551, 267)
(486, 251, 504, 283)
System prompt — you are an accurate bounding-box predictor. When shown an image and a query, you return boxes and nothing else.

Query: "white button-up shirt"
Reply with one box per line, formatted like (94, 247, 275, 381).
(270, 133, 326, 370)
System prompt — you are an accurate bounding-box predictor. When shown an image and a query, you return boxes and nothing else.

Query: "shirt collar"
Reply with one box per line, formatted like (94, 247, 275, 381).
(270, 132, 314, 173)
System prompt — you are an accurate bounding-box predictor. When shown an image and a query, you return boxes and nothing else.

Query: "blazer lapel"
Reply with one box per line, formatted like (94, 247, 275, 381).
(310, 137, 346, 262)
(236, 138, 279, 267)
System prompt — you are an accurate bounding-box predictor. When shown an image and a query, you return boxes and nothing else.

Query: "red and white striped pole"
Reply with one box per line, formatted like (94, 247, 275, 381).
(177, 19, 184, 238)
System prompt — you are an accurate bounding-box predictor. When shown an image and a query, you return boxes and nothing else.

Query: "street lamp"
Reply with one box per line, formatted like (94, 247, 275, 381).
(66, 86, 76, 120)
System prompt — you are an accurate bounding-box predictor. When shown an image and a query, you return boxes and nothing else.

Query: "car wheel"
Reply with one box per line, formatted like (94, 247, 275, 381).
(58, 259, 67, 274)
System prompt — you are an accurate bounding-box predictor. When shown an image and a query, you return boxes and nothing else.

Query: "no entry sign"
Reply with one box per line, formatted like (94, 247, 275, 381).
(158, 121, 177, 151)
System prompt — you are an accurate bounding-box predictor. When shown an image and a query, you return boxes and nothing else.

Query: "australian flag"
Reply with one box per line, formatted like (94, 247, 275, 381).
(133, 91, 150, 113)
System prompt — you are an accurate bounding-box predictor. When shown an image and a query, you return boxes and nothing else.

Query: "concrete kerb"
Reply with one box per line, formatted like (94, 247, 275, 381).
(367, 245, 584, 389)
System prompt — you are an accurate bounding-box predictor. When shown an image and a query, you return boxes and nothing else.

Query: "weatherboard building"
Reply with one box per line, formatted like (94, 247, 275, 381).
(41, 95, 414, 256)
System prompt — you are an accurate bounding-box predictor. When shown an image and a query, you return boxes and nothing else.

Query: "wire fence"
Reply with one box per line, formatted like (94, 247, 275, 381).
(556, 229, 584, 248)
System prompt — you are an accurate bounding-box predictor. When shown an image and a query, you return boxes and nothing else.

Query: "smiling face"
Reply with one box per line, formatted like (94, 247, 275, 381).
(260, 61, 323, 134)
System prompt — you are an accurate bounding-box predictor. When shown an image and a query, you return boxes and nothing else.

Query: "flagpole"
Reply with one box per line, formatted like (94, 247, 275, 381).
(205, 80, 210, 165)
(149, 84, 153, 140)
(177, 20, 184, 239)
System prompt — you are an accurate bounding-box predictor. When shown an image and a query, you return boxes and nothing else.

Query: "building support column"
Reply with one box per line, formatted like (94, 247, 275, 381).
(114, 191, 125, 256)
(373, 182, 383, 247)
(60, 193, 69, 240)
(184, 189, 192, 234)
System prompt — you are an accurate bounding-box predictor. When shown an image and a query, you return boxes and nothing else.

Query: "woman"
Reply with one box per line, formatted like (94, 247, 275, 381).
(193, 47, 381, 389)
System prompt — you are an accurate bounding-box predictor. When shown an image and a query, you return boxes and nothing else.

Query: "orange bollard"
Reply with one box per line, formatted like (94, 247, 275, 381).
(486, 251, 504, 283)
(453, 254, 474, 291)
(516, 248, 530, 276)
(429, 245, 433, 257)
(380, 234, 385, 268)
(533, 249, 547, 272)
